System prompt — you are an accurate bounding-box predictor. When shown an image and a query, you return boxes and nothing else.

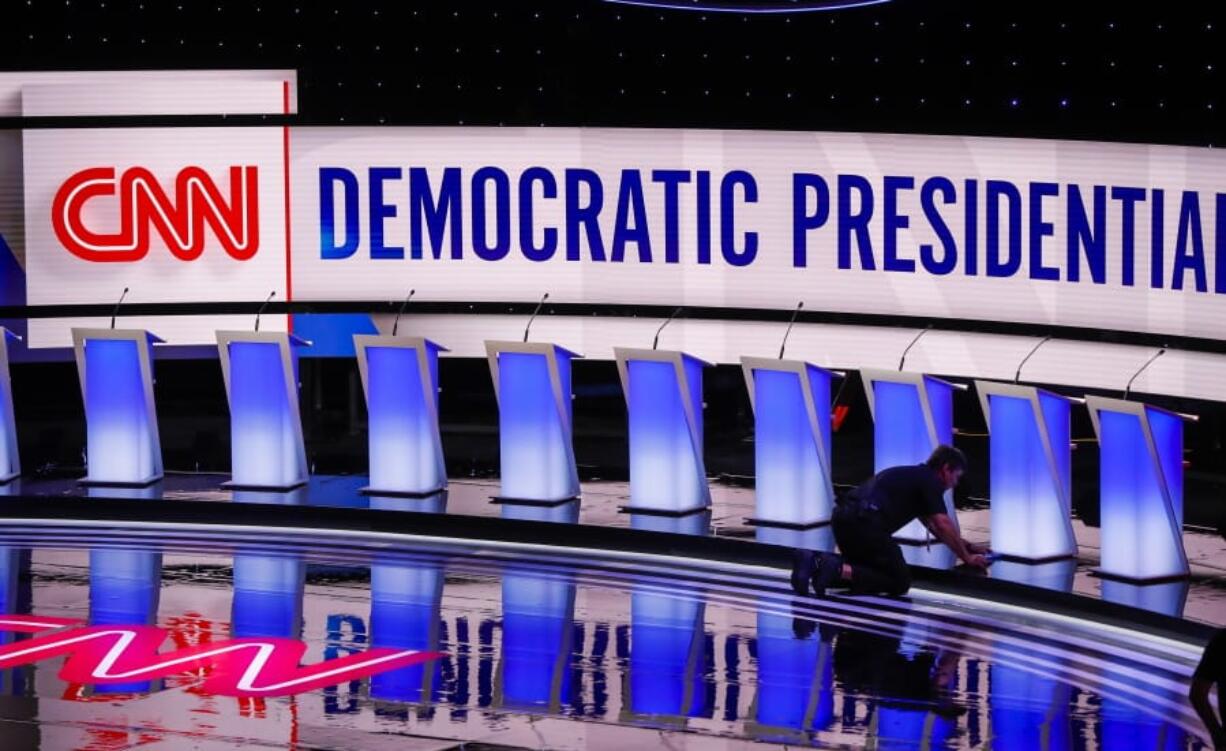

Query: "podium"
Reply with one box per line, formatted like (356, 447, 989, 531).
(740, 357, 840, 528)
(860, 368, 965, 542)
(975, 381, 1080, 562)
(1086, 395, 1194, 582)
(485, 340, 582, 504)
(615, 347, 711, 516)
(354, 335, 448, 496)
(0, 329, 19, 483)
(72, 328, 164, 487)
(370, 552, 445, 704)
(217, 331, 311, 491)
(498, 561, 577, 711)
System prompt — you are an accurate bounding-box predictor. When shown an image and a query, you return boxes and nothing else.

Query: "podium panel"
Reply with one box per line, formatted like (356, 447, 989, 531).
(486, 341, 581, 503)
(217, 331, 310, 491)
(741, 358, 838, 527)
(976, 381, 1078, 561)
(0, 329, 19, 483)
(355, 335, 448, 496)
(861, 369, 961, 542)
(615, 348, 711, 515)
(73, 328, 164, 486)
(1087, 396, 1192, 582)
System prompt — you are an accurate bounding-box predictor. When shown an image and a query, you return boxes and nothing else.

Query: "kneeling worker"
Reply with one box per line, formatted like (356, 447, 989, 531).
(792, 445, 989, 597)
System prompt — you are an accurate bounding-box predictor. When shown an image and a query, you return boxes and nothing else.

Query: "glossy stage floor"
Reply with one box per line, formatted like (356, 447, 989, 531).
(0, 474, 1215, 750)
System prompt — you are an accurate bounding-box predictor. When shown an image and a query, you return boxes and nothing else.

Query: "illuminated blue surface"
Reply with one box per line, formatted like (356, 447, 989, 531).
(626, 356, 708, 513)
(0, 331, 17, 481)
(993, 558, 1076, 593)
(987, 391, 1074, 560)
(501, 569, 576, 710)
(228, 341, 306, 489)
(989, 659, 1072, 750)
(370, 557, 444, 703)
(871, 377, 954, 542)
(754, 610, 833, 732)
(89, 547, 162, 692)
(83, 337, 159, 484)
(1097, 407, 1187, 580)
(231, 550, 304, 639)
(1100, 696, 1188, 750)
(751, 365, 833, 525)
(754, 524, 834, 551)
(1101, 579, 1189, 618)
(365, 342, 445, 494)
(630, 589, 709, 718)
(497, 350, 579, 502)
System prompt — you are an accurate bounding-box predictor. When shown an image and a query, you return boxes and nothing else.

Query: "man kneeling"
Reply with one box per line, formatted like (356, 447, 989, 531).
(792, 445, 989, 597)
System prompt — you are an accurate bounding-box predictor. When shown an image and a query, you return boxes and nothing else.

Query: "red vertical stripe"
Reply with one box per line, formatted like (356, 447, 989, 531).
(282, 81, 293, 331)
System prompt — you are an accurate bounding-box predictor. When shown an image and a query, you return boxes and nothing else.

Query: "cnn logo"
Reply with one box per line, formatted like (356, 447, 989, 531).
(52, 165, 260, 262)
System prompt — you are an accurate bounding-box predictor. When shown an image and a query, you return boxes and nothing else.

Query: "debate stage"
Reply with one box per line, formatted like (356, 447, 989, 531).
(0, 477, 1213, 750)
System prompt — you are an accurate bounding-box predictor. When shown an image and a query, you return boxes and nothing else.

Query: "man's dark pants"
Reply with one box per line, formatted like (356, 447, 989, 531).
(831, 504, 912, 596)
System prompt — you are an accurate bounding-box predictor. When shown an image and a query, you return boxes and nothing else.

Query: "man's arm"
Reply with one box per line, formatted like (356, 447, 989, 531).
(921, 513, 986, 569)
(1190, 678, 1225, 748)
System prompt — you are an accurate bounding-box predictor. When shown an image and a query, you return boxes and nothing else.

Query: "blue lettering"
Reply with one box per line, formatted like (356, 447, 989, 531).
(409, 167, 462, 260)
(369, 167, 404, 260)
(791, 173, 830, 268)
(1028, 181, 1059, 281)
(519, 167, 558, 262)
(1172, 191, 1207, 291)
(1067, 185, 1106, 284)
(472, 167, 511, 261)
(565, 169, 606, 262)
(1111, 186, 1146, 287)
(696, 171, 712, 264)
(720, 170, 758, 267)
(1218, 194, 1226, 294)
(883, 175, 915, 272)
(653, 170, 691, 263)
(837, 174, 875, 270)
(986, 180, 1022, 277)
(611, 170, 651, 262)
(964, 179, 979, 276)
(319, 167, 359, 260)
(1151, 189, 1165, 289)
(919, 177, 957, 275)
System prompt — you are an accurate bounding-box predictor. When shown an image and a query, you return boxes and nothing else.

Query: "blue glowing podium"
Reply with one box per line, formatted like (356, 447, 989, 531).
(975, 381, 1080, 562)
(740, 357, 840, 528)
(485, 340, 582, 504)
(354, 335, 448, 497)
(615, 347, 712, 516)
(1086, 395, 1195, 582)
(0, 328, 20, 483)
(72, 328, 165, 487)
(217, 330, 311, 491)
(860, 368, 966, 542)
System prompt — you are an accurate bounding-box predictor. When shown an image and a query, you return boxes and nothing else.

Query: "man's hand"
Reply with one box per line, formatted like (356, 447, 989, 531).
(966, 541, 992, 555)
(962, 553, 988, 570)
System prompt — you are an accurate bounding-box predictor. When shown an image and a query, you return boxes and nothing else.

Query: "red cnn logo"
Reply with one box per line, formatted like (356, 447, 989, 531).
(52, 165, 260, 262)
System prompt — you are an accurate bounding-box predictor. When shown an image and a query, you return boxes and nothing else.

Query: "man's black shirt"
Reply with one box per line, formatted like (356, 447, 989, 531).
(1194, 629, 1226, 690)
(848, 463, 948, 534)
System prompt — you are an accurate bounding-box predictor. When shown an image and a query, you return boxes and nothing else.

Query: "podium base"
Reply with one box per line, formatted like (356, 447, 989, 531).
(360, 485, 447, 499)
(79, 474, 162, 488)
(991, 552, 1078, 565)
(618, 504, 709, 518)
(743, 517, 830, 530)
(0, 471, 20, 485)
(221, 479, 308, 492)
(1091, 568, 1191, 585)
(491, 495, 580, 508)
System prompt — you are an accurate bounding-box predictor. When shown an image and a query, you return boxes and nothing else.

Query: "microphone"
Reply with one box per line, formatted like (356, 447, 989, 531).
(778, 301, 804, 359)
(898, 325, 933, 371)
(254, 290, 275, 332)
(391, 289, 416, 336)
(652, 306, 684, 350)
(1013, 335, 1052, 384)
(522, 292, 549, 342)
(109, 287, 129, 329)
(1123, 347, 1167, 400)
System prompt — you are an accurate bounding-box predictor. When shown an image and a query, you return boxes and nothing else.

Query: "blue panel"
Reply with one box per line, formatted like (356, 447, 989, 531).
(1100, 579, 1188, 617)
(229, 341, 302, 488)
(231, 552, 304, 639)
(989, 661, 1072, 751)
(502, 570, 575, 710)
(628, 359, 705, 512)
(1098, 410, 1185, 579)
(370, 560, 444, 703)
(1100, 696, 1187, 751)
(368, 489, 448, 514)
(1039, 393, 1073, 506)
(992, 559, 1076, 592)
(90, 548, 161, 692)
(754, 369, 828, 525)
(755, 524, 834, 551)
(989, 393, 1073, 559)
(84, 338, 156, 483)
(498, 351, 577, 501)
(630, 592, 706, 717)
(0, 233, 25, 347)
(501, 500, 581, 524)
(1147, 408, 1184, 529)
(755, 611, 832, 731)
(291, 314, 378, 357)
(366, 344, 444, 494)
(873, 381, 928, 474)
(923, 378, 954, 446)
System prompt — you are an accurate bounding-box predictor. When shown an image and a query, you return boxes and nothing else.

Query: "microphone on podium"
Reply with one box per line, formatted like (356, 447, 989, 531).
(898, 324, 933, 371)
(778, 301, 804, 359)
(254, 290, 276, 332)
(1123, 347, 1167, 400)
(109, 287, 129, 330)
(523, 292, 549, 342)
(652, 307, 684, 350)
(392, 289, 416, 336)
(1013, 335, 1053, 384)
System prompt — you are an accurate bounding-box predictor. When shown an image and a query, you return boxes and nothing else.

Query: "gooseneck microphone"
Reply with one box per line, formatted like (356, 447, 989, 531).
(109, 287, 129, 329)
(652, 307, 684, 350)
(254, 290, 275, 332)
(898, 325, 933, 371)
(1013, 335, 1053, 384)
(778, 301, 804, 359)
(523, 292, 549, 342)
(392, 289, 416, 336)
(1123, 347, 1167, 400)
